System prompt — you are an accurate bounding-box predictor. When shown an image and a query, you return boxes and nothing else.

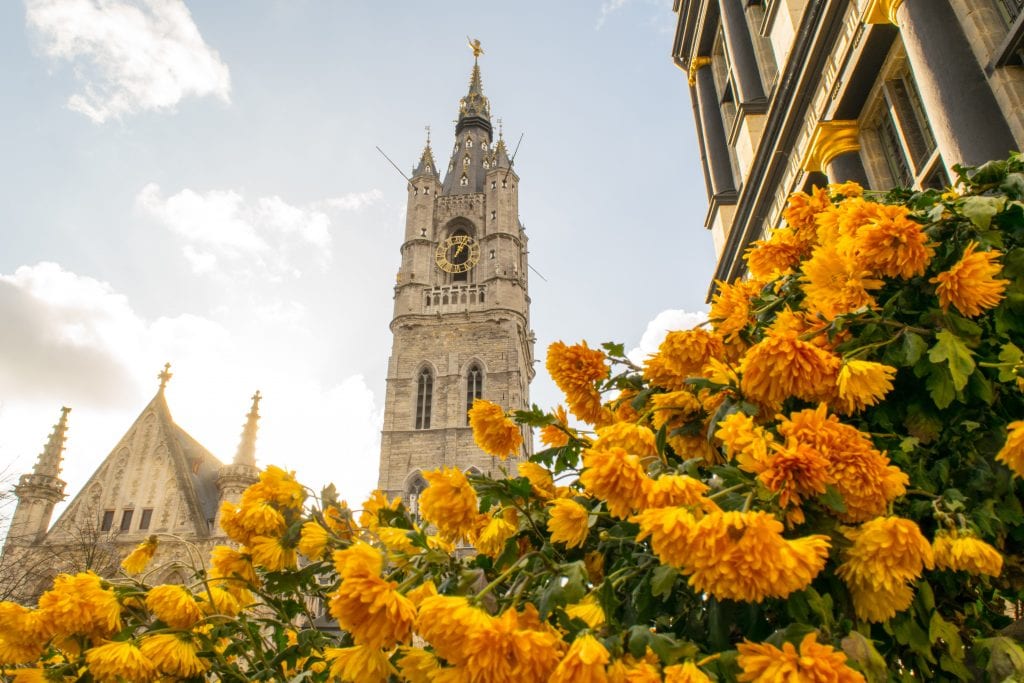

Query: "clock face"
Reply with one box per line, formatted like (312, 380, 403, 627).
(435, 234, 480, 273)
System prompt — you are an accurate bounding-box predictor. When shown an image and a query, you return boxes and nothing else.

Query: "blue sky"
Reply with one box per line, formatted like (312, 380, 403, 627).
(0, 0, 714, 510)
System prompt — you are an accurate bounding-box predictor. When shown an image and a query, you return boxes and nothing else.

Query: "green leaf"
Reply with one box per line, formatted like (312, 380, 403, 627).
(602, 341, 626, 358)
(928, 330, 976, 391)
(650, 564, 678, 599)
(998, 342, 1024, 382)
(929, 612, 965, 662)
(818, 485, 848, 514)
(926, 365, 956, 409)
(841, 632, 889, 683)
(902, 332, 928, 367)
(960, 195, 1006, 229)
(977, 637, 1024, 681)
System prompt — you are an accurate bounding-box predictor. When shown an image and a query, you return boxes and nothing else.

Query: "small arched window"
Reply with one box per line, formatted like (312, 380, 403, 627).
(415, 368, 433, 429)
(406, 472, 427, 517)
(466, 363, 483, 424)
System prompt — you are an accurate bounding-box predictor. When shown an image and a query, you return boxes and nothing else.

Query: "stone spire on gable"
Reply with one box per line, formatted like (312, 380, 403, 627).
(234, 390, 261, 467)
(33, 406, 70, 480)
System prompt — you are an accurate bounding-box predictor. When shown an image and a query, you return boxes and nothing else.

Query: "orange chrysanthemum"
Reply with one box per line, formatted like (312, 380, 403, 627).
(643, 329, 725, 391)
(325, 645, 395, 683)
(547, 341, 609, 392)
(737, 632, 865, 682)
(783, 186, 832, 241)
(519, 461, 557, 499)
(931, 241, 1009, 317)
(358, 489, 401, 530)
(996, 420, 1024, 478)
(540, 405, 572, 447)
(475, 510, 518, 558)
(740, 325, 840, 406)
(847, 203, 933, 278)
(710, 279, 758, 341)
(418, 466, 479, 542)
(580, 447, 652, 518)
(241, 464, 305, 511)
(37, 571, 122, 639)
(646, 474, 712, 509)
(328, 572, 415, 648)
(550, 634, 610, 683)
(468, 399, 523, 459)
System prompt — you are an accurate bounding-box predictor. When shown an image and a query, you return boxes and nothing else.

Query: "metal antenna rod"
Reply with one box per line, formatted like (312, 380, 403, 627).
(528, 263, 548, 282)
(503, 132, 525, 183)
(376, 146, 413, 189)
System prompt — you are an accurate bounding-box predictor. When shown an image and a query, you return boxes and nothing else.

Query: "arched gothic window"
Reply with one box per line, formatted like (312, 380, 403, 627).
(406, 472, 427, 518)
(415, 368, 433, 429)
(466, 363, 483, 424)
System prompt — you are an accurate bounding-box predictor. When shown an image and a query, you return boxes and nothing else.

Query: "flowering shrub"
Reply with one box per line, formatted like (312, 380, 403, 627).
(4, 156, 1024, 681)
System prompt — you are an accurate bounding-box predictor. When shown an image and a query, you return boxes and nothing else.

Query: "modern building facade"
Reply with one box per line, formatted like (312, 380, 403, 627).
(0, 368, 259, 602)
(376, 53, 534, 507)
(672, 0, 1024, 292)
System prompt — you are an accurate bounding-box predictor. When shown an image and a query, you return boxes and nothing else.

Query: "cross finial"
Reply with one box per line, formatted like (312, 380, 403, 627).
(425, 125, 431, 146)
(467, 37, 484, 59)
(251, 390, 262, 411)
(158, 362, 172, 391)
(497, 117, 504, 139)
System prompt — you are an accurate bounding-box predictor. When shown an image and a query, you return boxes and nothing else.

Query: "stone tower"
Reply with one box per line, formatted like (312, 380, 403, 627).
(7, 407, 70, 546)
(377, 50, 535, 504)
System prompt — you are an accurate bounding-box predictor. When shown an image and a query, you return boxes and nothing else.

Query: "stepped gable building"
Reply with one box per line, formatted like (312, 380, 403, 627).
(0, 365, 260, 602)
(376, 46, 535, 507)
(672, 0, 1024, 293)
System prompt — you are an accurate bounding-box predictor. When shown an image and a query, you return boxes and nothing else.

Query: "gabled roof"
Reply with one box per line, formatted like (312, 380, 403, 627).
(46, 387, 224, 541)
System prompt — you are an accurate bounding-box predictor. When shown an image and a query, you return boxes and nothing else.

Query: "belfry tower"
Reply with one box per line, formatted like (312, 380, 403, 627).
(377, 46, 535, 504)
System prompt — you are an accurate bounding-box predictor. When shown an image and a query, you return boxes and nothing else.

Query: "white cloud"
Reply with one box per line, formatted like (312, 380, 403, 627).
(25, 0, 231, 123)
(136, 183, 334, 278)
(321, 190, 384, 212)
(596, 0, 630, 28)
(0, 261, 383, 521)
(627, 308, 709, 365)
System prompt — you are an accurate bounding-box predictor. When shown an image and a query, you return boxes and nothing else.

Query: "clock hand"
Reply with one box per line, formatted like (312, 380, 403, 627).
(453, 242, 465, 258)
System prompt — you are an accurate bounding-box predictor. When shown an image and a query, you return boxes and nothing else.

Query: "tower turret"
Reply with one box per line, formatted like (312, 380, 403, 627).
(7, 407, 70, 545)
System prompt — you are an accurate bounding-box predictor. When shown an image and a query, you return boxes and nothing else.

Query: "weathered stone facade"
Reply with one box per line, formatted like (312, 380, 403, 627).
(377, 56, 535, 502)
(0, 370, 259, 603)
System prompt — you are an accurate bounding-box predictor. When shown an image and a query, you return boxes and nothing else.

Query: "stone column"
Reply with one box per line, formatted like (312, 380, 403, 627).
(691, 57, 737, 198)
(803, 121, 868, 185)
(866, 0, 1015, 169)
(718, 0, 766, 104)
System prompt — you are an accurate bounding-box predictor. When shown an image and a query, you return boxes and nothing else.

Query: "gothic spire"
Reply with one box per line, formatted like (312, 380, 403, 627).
(412, 126, 438, 179)
(455, 47, 492, 138)
(492, 118, 511, 169)
(33, 406, 70, 478)
(233, 390, 261, 467)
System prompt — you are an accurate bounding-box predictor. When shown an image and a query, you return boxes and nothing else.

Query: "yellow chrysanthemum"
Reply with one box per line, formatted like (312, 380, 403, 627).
(197, 585, 240, 617)
(746, 227, 807, 279)
(779, 405, 907, 522)
(333, 542, 384, 578)
(643, 329, 724, 391)
(475, 510, 518, 558)
(37, 571, 121, 639)
(608, 654, 662, 683)
(359, 489, 402, 530)
(139, 633, 207, 678)
(837, 516, 934, 622)
(933, 533, 1003, 577)
(688, 511, 829, 602)
(519, 461, 557, 499)
(209, 545, 258, 586)
(297, 521, 331, 560)
(241, 464, 306, 510)
(593, 421, 657, 457)
(834, 360, 896, 414)
(85, 640, 156, 683)
(649, 390, 707, 456)
(714, 412, 774, 465)
(547, 340, 609, 389)
(120, 535, 158, 574)
(737, 632, 865, 682)
(377, 526, 419, 556)
(996, 420, 1024, 478)
(396, 647, 441, 683)
(547, 498, 591, 549)
(540, 405, 572, 448)
(248, 534, 297, 572)
(325, 645, 396, 683)
(740, 326, 840, 406)
(468, 399, 523, 459)
(752, 441, 831, 514)
(220, 499, 286, 545)
(580, 447, 652, 519)
(566, 594, 605, 629)
(418, 466, 479, 542)
(931, 241, 1009, 317)
(783, 186, 832, 240)
(801, 244, 882, 318)
(416, 595, 494, 664)
(9, 668, 47, 683)
(550, 633, 610, 683)
(146, 584, 203, 629)
(709, 279, 758, 342)
(329, 573, 415, 648)
(634, 506, 698, 568)
(324, 501, 357, 538)
(646, 474, 712, 509)
(664, 662, 713, 683)
(829, 181, 863, 198)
